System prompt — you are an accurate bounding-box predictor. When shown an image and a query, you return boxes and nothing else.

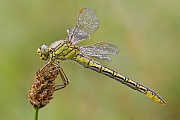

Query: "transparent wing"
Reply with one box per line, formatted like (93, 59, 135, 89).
(79, 42, 119, 61)
(67, 8, 100, 44)
(49, 40, 65, 49)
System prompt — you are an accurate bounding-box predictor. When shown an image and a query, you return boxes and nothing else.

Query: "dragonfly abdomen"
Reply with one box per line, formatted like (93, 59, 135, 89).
(74, 54, 166, 104)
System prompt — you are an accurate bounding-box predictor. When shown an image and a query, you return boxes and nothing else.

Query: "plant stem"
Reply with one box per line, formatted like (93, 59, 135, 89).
(34, 108, 39, 120)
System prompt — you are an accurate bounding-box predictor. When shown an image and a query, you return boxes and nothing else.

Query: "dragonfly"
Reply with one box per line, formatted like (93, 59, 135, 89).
(37, 8, 166, 104)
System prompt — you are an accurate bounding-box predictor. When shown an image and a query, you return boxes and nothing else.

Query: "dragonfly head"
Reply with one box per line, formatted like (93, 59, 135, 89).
(37, 44, 49, 61)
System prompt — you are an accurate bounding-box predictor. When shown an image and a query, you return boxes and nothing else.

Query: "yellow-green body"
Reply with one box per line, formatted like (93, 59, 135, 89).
(48, 40, 166, 105)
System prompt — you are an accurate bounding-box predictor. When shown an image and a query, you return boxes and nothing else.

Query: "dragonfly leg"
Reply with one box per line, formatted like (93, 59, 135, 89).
(55, 66, 69, 91)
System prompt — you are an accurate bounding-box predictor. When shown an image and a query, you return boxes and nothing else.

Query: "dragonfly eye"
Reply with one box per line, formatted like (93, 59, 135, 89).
(37, 44, 49, 60)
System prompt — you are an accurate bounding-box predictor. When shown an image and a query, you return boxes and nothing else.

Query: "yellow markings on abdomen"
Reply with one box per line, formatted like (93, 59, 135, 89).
(146, 89, 166, 104)
(74, 54, 166, 104)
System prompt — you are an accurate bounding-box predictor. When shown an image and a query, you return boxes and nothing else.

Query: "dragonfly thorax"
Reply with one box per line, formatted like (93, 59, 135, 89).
(37, 44, 49, 61)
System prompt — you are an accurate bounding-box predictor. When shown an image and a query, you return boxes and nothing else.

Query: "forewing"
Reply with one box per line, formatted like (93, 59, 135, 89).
(79, 42, 119, 61)
(67, 8, 100, 44)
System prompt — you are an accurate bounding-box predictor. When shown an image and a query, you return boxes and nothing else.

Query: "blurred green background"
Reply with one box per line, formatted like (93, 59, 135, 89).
(0, 0, 179, 120)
